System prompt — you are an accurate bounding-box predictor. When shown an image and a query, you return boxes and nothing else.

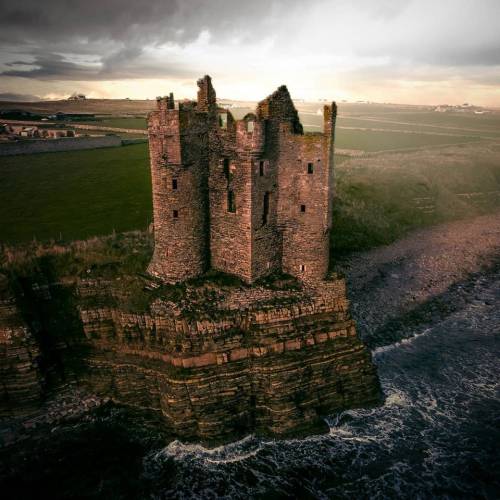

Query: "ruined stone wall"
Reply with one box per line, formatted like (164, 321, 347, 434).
(209, 151, 254, 281)
(0, 135, 122, 156)
(147, 99, 209, 282)
(250, 135, 282, 279)
(209, 112, 279, 283)
(278, 128, 331, 280)
(0, 265, 380, 443)
(146, 77, 336, 284)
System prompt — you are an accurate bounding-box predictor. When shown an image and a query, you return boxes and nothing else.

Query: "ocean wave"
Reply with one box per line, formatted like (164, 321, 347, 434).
(372, 328, 432, 357)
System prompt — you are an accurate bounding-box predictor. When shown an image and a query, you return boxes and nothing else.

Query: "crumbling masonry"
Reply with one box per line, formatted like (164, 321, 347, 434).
(147, 76, 336, 283)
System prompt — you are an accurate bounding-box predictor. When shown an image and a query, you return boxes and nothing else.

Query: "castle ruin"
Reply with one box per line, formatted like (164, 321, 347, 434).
(147, 76, 336, 283)
(0, 77, 381, 444)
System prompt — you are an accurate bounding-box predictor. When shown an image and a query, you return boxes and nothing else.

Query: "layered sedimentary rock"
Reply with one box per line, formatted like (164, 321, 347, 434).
(0, 276, 43, 418)
(0, 266, 380, 443)
(78, 280, 379, 440)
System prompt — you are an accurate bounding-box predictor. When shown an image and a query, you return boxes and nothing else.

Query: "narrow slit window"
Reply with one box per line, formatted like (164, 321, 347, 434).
(263, 191, 270, 225)
(247, 121, 254, 132)
(259, 160, 264, 177)
(300, 264, 306, 272)
(307, 162, 314, 174)
(228, 190, 236, 213)
(219, 112, 228, 129)
(172, 178, 178, 190)
(223, 158, 231, 181)
(173, 209, 179, 219)
(300, 204, 306, 213)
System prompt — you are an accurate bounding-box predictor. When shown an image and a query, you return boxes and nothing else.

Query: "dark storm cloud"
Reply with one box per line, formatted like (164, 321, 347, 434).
(0, 0, 298, 45)
(2, 54, 101, 80)
(1, 51, 195, 81)
(0, 0, 499, 87)
(0, 0, 302, 80)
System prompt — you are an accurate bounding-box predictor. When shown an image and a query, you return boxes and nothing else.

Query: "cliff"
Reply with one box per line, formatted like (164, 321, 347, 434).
(0, 233, 381, 443)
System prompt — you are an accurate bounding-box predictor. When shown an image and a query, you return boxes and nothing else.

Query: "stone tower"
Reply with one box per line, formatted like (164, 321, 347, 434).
(147, 76, 337, 283)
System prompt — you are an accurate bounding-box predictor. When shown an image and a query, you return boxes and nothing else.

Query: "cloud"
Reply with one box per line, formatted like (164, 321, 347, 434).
(0, 92, 40, 101)
(0, 0, 499, 104)
(0, 0, 302, 81)
(1, 50, 195, 81)
(2, 53, 101, 80)
(0, 0, 301, 46)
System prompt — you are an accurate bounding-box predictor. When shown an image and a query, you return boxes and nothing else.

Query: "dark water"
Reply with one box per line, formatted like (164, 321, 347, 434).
(2, 273, 499, 499)
(143, 273, 500, 499)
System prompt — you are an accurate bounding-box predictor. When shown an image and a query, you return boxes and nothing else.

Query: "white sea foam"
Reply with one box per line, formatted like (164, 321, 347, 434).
(372, 328, 432, 357)
(156, 434, 264, 465)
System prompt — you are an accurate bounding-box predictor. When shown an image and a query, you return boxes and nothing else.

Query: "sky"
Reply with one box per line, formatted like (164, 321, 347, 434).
(0, 0, 499, 106)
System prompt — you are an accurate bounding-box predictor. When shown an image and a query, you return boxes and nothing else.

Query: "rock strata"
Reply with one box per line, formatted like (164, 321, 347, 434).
(0, 267, 381, 443)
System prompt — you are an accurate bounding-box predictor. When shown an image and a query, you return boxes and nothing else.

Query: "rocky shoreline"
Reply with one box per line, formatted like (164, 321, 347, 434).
(335, 212, 500, 347)
(1, 213, 499, 498)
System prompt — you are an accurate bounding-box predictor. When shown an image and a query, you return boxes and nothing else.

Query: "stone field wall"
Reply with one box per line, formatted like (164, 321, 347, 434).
(0, 135, 122, 156)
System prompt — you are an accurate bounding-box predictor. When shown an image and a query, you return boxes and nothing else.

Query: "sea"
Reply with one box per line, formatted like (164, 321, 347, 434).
(2, 270, 499, 499)
(142, 270, 500, 499)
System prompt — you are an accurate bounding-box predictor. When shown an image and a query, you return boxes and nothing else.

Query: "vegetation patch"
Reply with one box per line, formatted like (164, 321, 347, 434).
(0, 143, 152, 243)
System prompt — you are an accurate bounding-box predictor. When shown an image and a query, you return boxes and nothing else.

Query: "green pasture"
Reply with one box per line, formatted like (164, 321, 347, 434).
(81, 117, 148, 130)
(1, 140, 499, 259)
(334, 128, 481, 152)
(0, 144, 152, 244)
(371, 110, 500, 132)
(332, 147, 500, 255)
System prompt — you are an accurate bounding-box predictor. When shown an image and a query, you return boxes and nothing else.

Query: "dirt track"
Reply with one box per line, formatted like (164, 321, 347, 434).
(335, 213, 500, 346)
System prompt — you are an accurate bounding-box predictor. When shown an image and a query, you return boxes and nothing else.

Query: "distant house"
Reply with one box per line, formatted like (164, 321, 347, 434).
(43, 129, 75, 138)
(19, 126, 39, 137)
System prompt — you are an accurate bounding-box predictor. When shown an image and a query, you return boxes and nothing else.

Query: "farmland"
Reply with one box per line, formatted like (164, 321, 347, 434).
(1, 100, 499, 256)
(0, 143, 151, 243)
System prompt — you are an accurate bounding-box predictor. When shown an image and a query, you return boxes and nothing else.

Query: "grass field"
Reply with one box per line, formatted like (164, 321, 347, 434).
(81, 117, 148, 130)
(332, 143, 500, 255)
(334, 128, 481, 152)
(0, 144, 151, 243)
(1, 139, 499, 259)
(1, 101, 499, 254)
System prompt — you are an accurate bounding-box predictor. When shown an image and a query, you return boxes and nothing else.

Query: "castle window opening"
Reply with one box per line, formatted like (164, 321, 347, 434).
(307, 163, 314, 174)
(247, 120, 254, 133)
(300, 204, 306, 213)
(172, 178, 178, 190)
(228, 190, 236, 213)
(300, 264, 306, 272)
(219, 112, 228, 129)
(263, 191, 270, 225)
(173, 209, 179, 219)
(223, 158, 231, 181)
(259, 161, 265, 177)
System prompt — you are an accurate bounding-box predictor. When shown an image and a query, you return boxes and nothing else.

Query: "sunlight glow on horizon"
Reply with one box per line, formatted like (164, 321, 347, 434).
(1, 0, 499, 107)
